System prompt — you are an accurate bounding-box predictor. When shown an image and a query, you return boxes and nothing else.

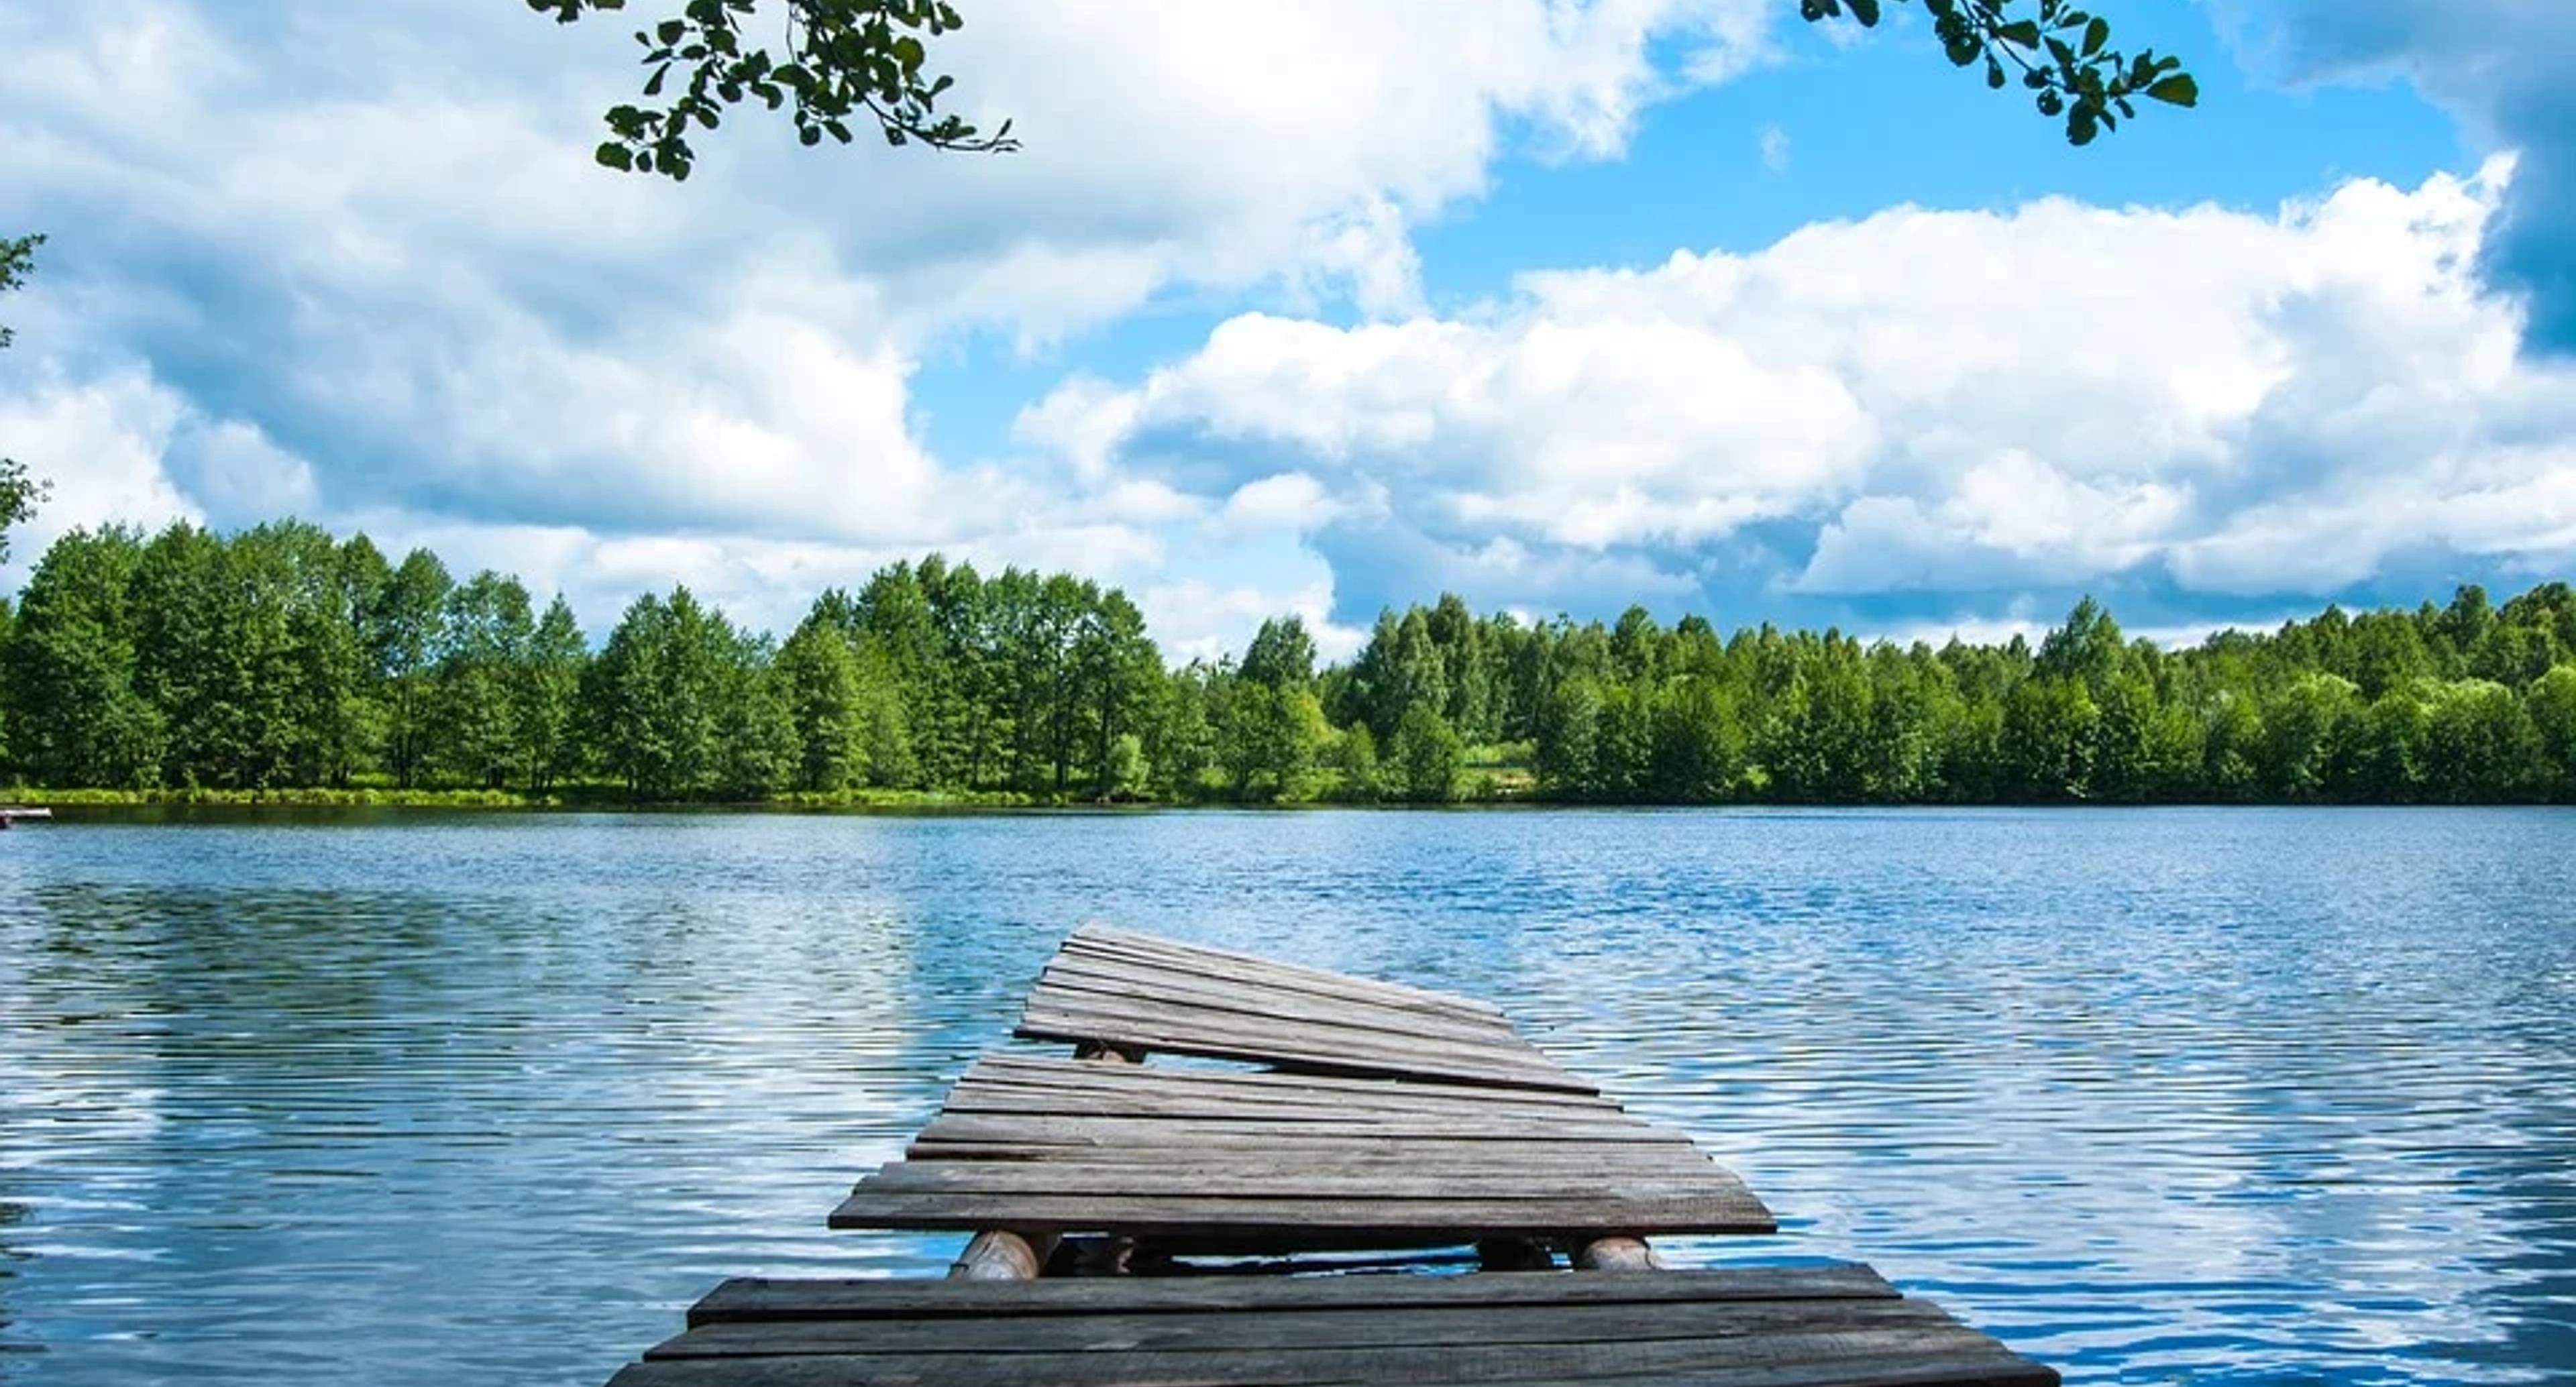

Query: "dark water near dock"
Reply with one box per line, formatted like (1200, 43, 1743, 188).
(2, 807, 2571, 1384)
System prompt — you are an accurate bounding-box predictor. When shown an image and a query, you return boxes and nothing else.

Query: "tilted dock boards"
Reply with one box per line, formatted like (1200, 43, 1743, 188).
(598, 926, 2057, 1387)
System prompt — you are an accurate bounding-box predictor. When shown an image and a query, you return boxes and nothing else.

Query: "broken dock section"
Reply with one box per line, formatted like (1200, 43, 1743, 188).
(605, 924, 2055, 1386)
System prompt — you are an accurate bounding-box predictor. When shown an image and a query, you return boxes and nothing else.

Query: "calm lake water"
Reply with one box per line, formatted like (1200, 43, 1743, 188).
(1, 807, 2571, 1384)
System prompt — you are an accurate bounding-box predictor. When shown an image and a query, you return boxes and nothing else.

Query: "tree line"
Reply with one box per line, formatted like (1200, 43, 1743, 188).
(5, 516, 2573, 805)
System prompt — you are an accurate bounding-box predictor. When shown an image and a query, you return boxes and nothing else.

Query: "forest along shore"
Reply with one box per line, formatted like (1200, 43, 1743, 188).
(7, 517, 2575, 808)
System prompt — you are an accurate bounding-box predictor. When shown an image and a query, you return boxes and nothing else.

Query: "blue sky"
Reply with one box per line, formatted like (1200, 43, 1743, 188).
(1, 0, 2571, 661)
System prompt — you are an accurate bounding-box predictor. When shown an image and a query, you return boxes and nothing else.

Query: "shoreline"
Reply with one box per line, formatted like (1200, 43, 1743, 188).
(11, 787, 2569, 816)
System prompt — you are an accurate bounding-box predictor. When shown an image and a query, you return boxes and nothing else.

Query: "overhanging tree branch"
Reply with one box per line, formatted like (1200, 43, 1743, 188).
(530, 0, 1014, 181)
(1803, 0, 2197, 146)
(535, 1, 2192, 182)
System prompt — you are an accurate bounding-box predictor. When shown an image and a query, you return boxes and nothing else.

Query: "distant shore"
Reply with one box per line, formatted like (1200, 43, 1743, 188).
(11, 785, 2567, 815)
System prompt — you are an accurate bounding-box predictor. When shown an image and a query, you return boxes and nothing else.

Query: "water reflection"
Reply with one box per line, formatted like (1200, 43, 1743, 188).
(1, 807, 2571, 1384)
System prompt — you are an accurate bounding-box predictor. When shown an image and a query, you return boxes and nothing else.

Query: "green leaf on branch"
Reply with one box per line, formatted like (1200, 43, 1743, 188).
(2145, 73, 2198, 106)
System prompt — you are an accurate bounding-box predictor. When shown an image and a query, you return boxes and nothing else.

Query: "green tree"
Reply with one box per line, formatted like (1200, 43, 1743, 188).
(2526, 665, 2576, 801)
(1387, 702, 1463, 803)
(4, 526, 161, 785)
(2351, 683, 2431, 802)
(2261, 672, 2359, 801)
(2035, 596, 2123, 691)
(1648, 677, 1744, 802)
(1104, 731, 1150, 801)
(1080, 590, 1161, 796)
(435, 571, 537, 788)
(1215, 677, 1324, 801)
(1148, 662, 1218, 799)
(2090, 669, 2161, 800)
(714, 631, 798, 797)
(1593, 681, 1656, 801)
(369, 549, 453, 788)
(1333, 722, 1382, 803)
(1534, 674, 1602, 800)
(1239, 615, 1317, 691)
(245, 522, 372, 788)
(521, 596, 588, 791)
(2000, 676, 2100, 800)
(131, 522, 290, 789)
(583, 592, 676, 795)
(777, 615, 868, 791)
(2423, 678, 2538, 802)
(333, 535, 394, 780)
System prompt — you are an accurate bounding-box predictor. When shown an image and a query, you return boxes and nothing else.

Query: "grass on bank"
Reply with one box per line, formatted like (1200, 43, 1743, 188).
(7, 783, 1040, 811)
(1, 743, 1541, 812)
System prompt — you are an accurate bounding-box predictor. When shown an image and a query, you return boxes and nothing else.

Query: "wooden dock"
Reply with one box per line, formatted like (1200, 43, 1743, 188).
(603, 925, 2055, 1386)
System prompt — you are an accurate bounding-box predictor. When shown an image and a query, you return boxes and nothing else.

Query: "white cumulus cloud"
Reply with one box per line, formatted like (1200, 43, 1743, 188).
(1031, 158, 2575, 620)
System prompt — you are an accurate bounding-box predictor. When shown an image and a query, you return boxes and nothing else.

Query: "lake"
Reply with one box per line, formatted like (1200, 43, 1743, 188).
(1, 807, 2570, 1384)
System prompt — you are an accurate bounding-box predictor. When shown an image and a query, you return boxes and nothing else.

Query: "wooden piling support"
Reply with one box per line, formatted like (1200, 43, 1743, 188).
(947, 1229, 1059, 1280)
(949, 1034, 1143, 1279)
(1572, 1235, 1665, 1270)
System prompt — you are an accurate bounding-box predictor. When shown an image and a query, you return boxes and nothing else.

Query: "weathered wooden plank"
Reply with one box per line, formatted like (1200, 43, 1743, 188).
(827, 1189, 1776, 1236)
(1037, 955, 1526, 1048)
(914, 1113, 1687, 1148)
(1028, 978, 1540, 1070)
(906, 1148, 1731, 1178)
(941, 1082, 1652, 1127)
(1037, 952, 1507, 1027)
(856, 1161, 1759, 1203)
(869, 1154, 1744, 1191)
(962, 1054, 1625, 1111)
(951, 1065, 1620, 1111)
(895, 1148, 1721, 1182)
(1016, 997, 1566, 1080)
(1500, 1356, 2057, 1387)
(687, 1266, 1902, 1326)
(1016, 1003, 1591, 1093)
(1066, 925, 1504, 1020)
(946, 1080, 1623, 1126)
(651, 1296, 1957, 1358)
(611, 1325, 2050, 1387)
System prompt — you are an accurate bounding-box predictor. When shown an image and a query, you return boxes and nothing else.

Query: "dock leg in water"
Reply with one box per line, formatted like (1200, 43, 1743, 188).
(949, 1036, 1141, 1279)
(949, 1230, 1060, 1280)
(1572, 1236, 1665, 1270)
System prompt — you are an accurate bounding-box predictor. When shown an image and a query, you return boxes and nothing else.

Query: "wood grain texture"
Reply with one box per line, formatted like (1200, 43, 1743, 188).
(1013, 926, 1591, 1092)
(828, 1189, 1777, 1237)
(688, 1264, 1900, 1324)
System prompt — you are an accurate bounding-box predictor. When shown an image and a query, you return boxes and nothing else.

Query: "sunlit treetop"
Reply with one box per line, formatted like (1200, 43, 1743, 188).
(535, 0, 2194, 181)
